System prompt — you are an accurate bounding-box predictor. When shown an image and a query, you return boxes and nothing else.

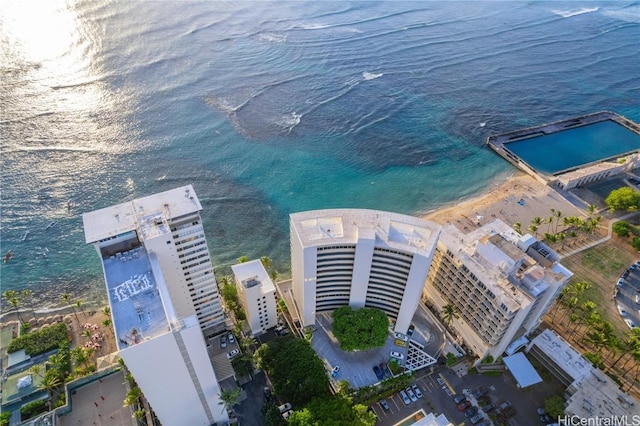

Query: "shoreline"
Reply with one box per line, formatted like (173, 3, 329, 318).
(421, 172, 586, 230)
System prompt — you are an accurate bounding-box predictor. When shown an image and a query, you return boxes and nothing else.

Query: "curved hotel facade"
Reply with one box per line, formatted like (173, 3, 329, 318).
(290, 209, 441, 333)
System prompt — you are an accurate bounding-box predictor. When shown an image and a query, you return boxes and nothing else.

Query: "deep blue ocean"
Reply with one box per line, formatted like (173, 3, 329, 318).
(1, 1, 639, 308)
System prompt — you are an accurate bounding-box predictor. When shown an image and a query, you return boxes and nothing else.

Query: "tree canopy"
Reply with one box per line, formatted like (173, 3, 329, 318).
(605, 187, 640, 212)
(254, 336, 330, 407)
(332, 306, 389, 351)
(288, 395, 376, 426)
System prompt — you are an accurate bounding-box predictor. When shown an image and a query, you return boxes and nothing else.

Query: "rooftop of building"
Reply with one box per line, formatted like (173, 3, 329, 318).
(102, 246, 171, 350)
(531, 330, 639, 417)
(83, 185, 202, 244)
(232, 259, 275, 293)
(529, 329, 593, 381)
(290, 209, 441, 257)
(441, 219, 571, 308)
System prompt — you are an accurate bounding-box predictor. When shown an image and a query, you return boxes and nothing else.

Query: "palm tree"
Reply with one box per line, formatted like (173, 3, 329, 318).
(123, 386, 143, 407)
(21, 289, 38, 325)
(236, 256, 249, 264)
(39, 373, 62, 409)
(441, 304, 459, 327)
(528, 224, 539, 238)
(260, 256, 272, 271)
(551, 208, 563, 234)
(513, 222, 522, 235)
(218, 388, 242, 415)
(75, 300, 87, 317)
(102, 306, 111, 316)
(587, 204, 597, 216)
(61, 293, 79, 323)
(607, 329, 640, 372)
(102, 318, 113, 337)
(3, 290, 25, 324)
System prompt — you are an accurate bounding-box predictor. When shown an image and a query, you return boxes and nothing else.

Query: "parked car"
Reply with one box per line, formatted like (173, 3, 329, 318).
(540, 414, 553, 423)
(379, 399, 390, 411)
(617, 278, 625, 287)
(453, 394, 467, 404)
(390, 351, 404, 360)
(407, 324, 415, 336)
(332, 366, 340, 377)
(220, 335, 227, 348)
(373, 365, 383, 380)
(465, 406, 479, 418)
(411, 384, 423, 398)
(469, 414, 484, 425)
(473, 386, 488, 398)
(536, 408, 547, 416)
(228, 333, 235, 344)
(394, 332, 408, 341)
(380, 362, 392, 378)
(436, 377, 445, 385)
(618, 305, 627, 316)
(400, 389, 411, 405)
(406, 387, 417, 402)
(226, 348, 240, 359)
(625, 319, 637, 329)
(278, 403, 292, 413)
(282, 410, 293, 420)
(263, 387, 272, 401)
(457, 400, 471, 411)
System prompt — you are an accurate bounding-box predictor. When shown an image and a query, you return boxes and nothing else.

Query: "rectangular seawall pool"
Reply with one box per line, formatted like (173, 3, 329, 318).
(504, 120, 640, 175)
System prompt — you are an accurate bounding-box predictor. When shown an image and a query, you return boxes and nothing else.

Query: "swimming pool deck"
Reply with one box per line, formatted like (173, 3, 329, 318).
(487, 111, 640, 181)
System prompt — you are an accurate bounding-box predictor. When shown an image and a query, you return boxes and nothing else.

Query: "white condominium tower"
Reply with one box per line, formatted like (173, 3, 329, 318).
(83, 185, 224, 332)
(424, 219, 572, 361)
(83, 185, 228, 425)
(232, 259, 277, 336)
(290, 209, 441, 333)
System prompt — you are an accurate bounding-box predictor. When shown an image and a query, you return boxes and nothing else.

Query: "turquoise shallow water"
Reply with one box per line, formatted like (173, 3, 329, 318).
(506, 120, 640, 175)
(1, 1, 639, 307)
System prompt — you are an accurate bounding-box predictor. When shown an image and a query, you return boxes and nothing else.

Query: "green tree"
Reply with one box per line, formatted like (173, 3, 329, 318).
(612, 220, 631, 237)
(255, 336, 330, 407)
(288, 394, 376, 426)
(237, 255, 249, 264)
(606, 187, 640, 212)
(260, 256, 272, 271)
(124, 386, 143, 407)
(218, 388, 242, 415)
(544, 395, 565, 418)
(61, 293, 79, 323)
(21, 289, 38, 325)
(262, 403, 286, 426)
(3, 290, 25, 324)
(632, 237, 640, 251)
(441, 304, 459, 327)
(332, 306, 389, 351)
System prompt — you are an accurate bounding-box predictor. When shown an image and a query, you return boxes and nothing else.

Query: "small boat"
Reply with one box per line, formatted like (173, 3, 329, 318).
(45, 221, 57, 230)
(3, 250, 13, 263)
(21, 231, 30, 242)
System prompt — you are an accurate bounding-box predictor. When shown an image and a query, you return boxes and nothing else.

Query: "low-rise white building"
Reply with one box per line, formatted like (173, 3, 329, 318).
(232, 260, 277, 336)
(527, 329, 639, 418)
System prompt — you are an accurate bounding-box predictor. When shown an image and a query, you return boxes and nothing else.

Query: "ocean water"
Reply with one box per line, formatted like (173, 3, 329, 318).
(1, 1, 639, 307)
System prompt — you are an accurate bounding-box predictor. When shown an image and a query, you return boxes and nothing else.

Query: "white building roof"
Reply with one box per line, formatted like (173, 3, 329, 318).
(529, 329, 591, 381)
(83, 185, 202, 243)
(290, 209, 441, 257)
(531, 330, 640, 417)
(232, 259, 275, 293)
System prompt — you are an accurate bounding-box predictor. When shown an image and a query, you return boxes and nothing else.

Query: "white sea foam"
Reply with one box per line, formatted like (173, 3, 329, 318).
(602, 6, 640, 23)
(280, 112, 302, 134)
(552, 7, 599, 18)
(479, 122, 486, 128)
(363, 72, 383, 81)
(258, 32, 287, 43)
(294, 23, 332, 30)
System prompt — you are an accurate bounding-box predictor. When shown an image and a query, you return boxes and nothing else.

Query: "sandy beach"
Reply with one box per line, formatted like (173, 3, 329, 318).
(423, 172, 587, 231)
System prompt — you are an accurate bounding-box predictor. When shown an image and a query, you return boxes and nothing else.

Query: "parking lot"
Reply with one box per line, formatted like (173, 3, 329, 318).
(615, 260, 640, 330)
(311, 305, 444, 389)
(369, 364, 565, 426)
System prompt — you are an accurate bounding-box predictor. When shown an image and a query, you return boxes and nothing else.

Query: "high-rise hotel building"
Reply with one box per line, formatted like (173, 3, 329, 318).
(83, 185, 228, 425)
(424, 219, 572, 360)
(290, 209, 441, 333)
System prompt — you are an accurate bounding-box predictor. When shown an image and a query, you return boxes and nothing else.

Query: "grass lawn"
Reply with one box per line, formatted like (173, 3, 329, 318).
(560, 237, 637, 337)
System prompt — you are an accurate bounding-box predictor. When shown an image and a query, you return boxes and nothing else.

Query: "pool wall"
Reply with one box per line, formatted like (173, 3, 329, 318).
(487, 111, 640, 184)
